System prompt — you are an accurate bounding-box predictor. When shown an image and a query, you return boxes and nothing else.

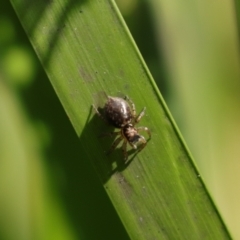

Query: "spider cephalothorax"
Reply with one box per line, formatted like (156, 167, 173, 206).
(93, 95, 151, 161)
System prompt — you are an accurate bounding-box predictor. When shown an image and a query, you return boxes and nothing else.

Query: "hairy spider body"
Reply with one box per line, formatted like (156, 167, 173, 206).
(93, 96, 151, 160)
(104, 97, 133, 127)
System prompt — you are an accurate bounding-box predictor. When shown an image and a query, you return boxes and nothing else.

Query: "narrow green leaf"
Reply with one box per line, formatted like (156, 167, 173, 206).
(11, 0, 231, 239)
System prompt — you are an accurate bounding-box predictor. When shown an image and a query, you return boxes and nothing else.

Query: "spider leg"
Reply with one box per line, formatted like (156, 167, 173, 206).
(92, 104, 101, 116)
(135, 107, 146, 123)
(124, 96, 136, 118)
(121, 140, 128, 161)
(136, 126, 151, 139)
(132, 127, 151, 154)
(106, 136, 123, 156)
(136, 135, 147, 152)
(92, 104, 108, 123)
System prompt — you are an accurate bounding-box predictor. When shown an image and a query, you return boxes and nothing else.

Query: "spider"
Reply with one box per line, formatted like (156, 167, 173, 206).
(93, 95, 151, 161)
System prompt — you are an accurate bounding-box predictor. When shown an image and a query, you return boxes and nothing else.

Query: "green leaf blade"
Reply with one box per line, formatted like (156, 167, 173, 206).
(11, 0, 231, 239)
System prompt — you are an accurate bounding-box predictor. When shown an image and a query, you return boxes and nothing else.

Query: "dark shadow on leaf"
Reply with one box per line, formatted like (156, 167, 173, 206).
(81, 106, 149, 184)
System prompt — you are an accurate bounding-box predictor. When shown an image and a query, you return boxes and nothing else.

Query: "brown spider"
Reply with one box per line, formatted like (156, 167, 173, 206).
(93, 95, 151, 161)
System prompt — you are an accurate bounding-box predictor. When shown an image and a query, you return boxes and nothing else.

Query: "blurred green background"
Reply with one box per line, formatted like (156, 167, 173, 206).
(1, 0, 240, 239)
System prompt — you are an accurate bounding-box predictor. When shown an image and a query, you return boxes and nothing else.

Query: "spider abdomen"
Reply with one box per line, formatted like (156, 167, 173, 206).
(104, 97, 132, 128)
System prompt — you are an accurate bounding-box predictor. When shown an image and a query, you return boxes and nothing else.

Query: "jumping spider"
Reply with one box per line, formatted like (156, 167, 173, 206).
(93, 95, 151, 161)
